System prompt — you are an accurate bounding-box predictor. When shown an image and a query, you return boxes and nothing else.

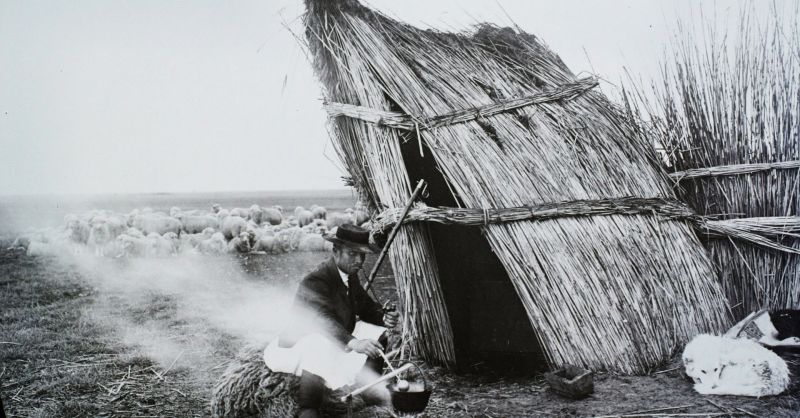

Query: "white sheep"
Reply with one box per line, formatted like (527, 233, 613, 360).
(132, 214, 182, 236)
(682, 334, 790, 397)
(179, 214, 219, 234)
(297, 234, 332, 252)
(297, 209, 314, 227)
(353, 208, 369, 226)
(275, 226, 305, 252)
(117, 234, 148, 257)
(262, 207, 283, 226)
(249, 205, 264, 225)
(252, 235, 278, 253)
(198, 232, 227, 254)
(228, 231, 252, 254)
(145, 232, 177, 257)
(182, 227, 215, 249)
(66, 217, 91, 244)
(310, 205, 327, 220)
(230, 207, 250, 219)
(221, 216, 247, 241)
(326, 212, 354, 230)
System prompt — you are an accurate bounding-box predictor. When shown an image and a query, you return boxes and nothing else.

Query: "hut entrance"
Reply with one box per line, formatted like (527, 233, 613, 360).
(397, 133, 546, 374)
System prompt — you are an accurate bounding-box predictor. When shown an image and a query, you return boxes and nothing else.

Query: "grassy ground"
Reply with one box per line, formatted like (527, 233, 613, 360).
(0, 248, 209, 417)
(2, 245, 798, 417)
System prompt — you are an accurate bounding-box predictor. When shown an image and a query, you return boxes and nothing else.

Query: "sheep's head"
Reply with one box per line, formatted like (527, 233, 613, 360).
(685, 356, 724, 387)
(683, 334, 726, 387)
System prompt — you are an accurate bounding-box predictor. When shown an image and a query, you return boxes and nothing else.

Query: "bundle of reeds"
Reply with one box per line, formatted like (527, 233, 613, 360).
(304, 0, 730, 373)
(210, 345, 365, 417)
(634, 8, 800, 319)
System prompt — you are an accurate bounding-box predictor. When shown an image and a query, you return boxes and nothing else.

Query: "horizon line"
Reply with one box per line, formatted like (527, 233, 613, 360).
(0, 187, 354, 199)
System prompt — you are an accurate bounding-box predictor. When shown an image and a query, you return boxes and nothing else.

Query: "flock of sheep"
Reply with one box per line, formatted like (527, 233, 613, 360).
(10, 203, 370, 258)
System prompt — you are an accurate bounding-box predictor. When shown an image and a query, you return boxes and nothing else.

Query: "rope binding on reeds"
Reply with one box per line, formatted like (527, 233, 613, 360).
(324, 77, 598, 131)
(370, 196, 800, 255)
(669, 160, 800, 182)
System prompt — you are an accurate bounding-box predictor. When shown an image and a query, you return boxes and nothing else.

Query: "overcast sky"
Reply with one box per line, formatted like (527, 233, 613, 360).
(0, 0, 788, 195)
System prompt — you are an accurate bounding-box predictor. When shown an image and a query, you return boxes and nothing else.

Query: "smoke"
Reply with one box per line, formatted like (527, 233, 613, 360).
(33, 236, 327, 388)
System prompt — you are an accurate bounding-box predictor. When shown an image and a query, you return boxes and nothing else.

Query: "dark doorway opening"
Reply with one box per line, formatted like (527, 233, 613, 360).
(397, 130, 546, 374)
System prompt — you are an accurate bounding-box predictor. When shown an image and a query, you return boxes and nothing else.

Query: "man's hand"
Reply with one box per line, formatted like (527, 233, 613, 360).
(383, 310, 400, 328)
(347, 338, 383, 358)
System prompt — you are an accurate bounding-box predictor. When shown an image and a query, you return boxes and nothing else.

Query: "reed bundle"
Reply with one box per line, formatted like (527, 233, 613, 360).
(210, 346, 364, 418)
(304, 0, 730, 373)
(633, 8, 800, 318)
(371, 198, 800, 255)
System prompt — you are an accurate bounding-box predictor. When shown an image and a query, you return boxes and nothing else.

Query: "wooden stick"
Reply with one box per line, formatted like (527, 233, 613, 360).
(625, 405, 695, 415)
(365, 179, 426, 292)
(341, 362, 413, 402)
(652, 366, 681, 375)
(324, 77, 598, 131)
(593, 413, 726, 418)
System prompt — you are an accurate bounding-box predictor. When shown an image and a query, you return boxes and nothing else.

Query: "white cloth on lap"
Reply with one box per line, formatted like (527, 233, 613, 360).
(263, 321, 386, 389)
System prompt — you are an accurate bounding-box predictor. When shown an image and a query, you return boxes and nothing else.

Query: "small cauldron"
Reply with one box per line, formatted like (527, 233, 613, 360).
(386, 362, 431, 414)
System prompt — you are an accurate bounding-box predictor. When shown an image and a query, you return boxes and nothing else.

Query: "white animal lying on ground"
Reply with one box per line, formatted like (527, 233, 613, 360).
(228, 231, 252, 254)
(682, 334, 790, 397)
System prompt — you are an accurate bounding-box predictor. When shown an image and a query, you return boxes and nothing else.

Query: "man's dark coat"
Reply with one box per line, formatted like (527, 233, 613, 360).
(280, 257, 384, 347)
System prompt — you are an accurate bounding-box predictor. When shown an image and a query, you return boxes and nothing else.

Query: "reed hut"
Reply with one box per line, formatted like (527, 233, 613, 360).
(304, 0, 730, 374)
(636, 11, 800, 320)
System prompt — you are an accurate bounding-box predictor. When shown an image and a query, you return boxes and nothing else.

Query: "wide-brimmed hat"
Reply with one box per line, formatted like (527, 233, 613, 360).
(323, 223, 375, 253)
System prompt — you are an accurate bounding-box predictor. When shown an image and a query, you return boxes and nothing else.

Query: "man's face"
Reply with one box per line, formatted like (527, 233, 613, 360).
(333, 245, 366, 275)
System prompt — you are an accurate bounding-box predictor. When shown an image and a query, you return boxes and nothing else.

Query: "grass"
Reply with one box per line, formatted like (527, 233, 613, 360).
(0, 248, 210, 417)
(1, 245, 798, 417)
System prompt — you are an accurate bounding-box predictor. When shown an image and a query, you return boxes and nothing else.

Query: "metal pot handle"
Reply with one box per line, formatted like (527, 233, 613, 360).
(405, 361, 428, 391)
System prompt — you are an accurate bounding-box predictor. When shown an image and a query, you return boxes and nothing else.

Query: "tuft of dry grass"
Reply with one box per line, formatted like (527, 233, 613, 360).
(302, 0, 730, 373)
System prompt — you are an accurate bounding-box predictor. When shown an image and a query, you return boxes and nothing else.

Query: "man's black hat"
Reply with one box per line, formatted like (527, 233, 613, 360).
(323, 223, 375, 253)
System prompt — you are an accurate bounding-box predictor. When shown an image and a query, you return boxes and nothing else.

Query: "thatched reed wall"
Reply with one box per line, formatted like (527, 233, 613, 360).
(636, 11, 800, 320)
(304, 0, 730, 374)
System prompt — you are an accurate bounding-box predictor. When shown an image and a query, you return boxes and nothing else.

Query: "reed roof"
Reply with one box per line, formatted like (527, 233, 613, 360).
(304, 0, 730, 373)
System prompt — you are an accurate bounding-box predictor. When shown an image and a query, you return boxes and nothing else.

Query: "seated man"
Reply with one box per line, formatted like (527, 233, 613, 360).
(264, 224, 399, 418)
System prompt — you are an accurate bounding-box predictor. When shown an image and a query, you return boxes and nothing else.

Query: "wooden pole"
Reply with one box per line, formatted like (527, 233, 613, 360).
(364, 179, 427, 292)
(341, 362, 413, 402)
